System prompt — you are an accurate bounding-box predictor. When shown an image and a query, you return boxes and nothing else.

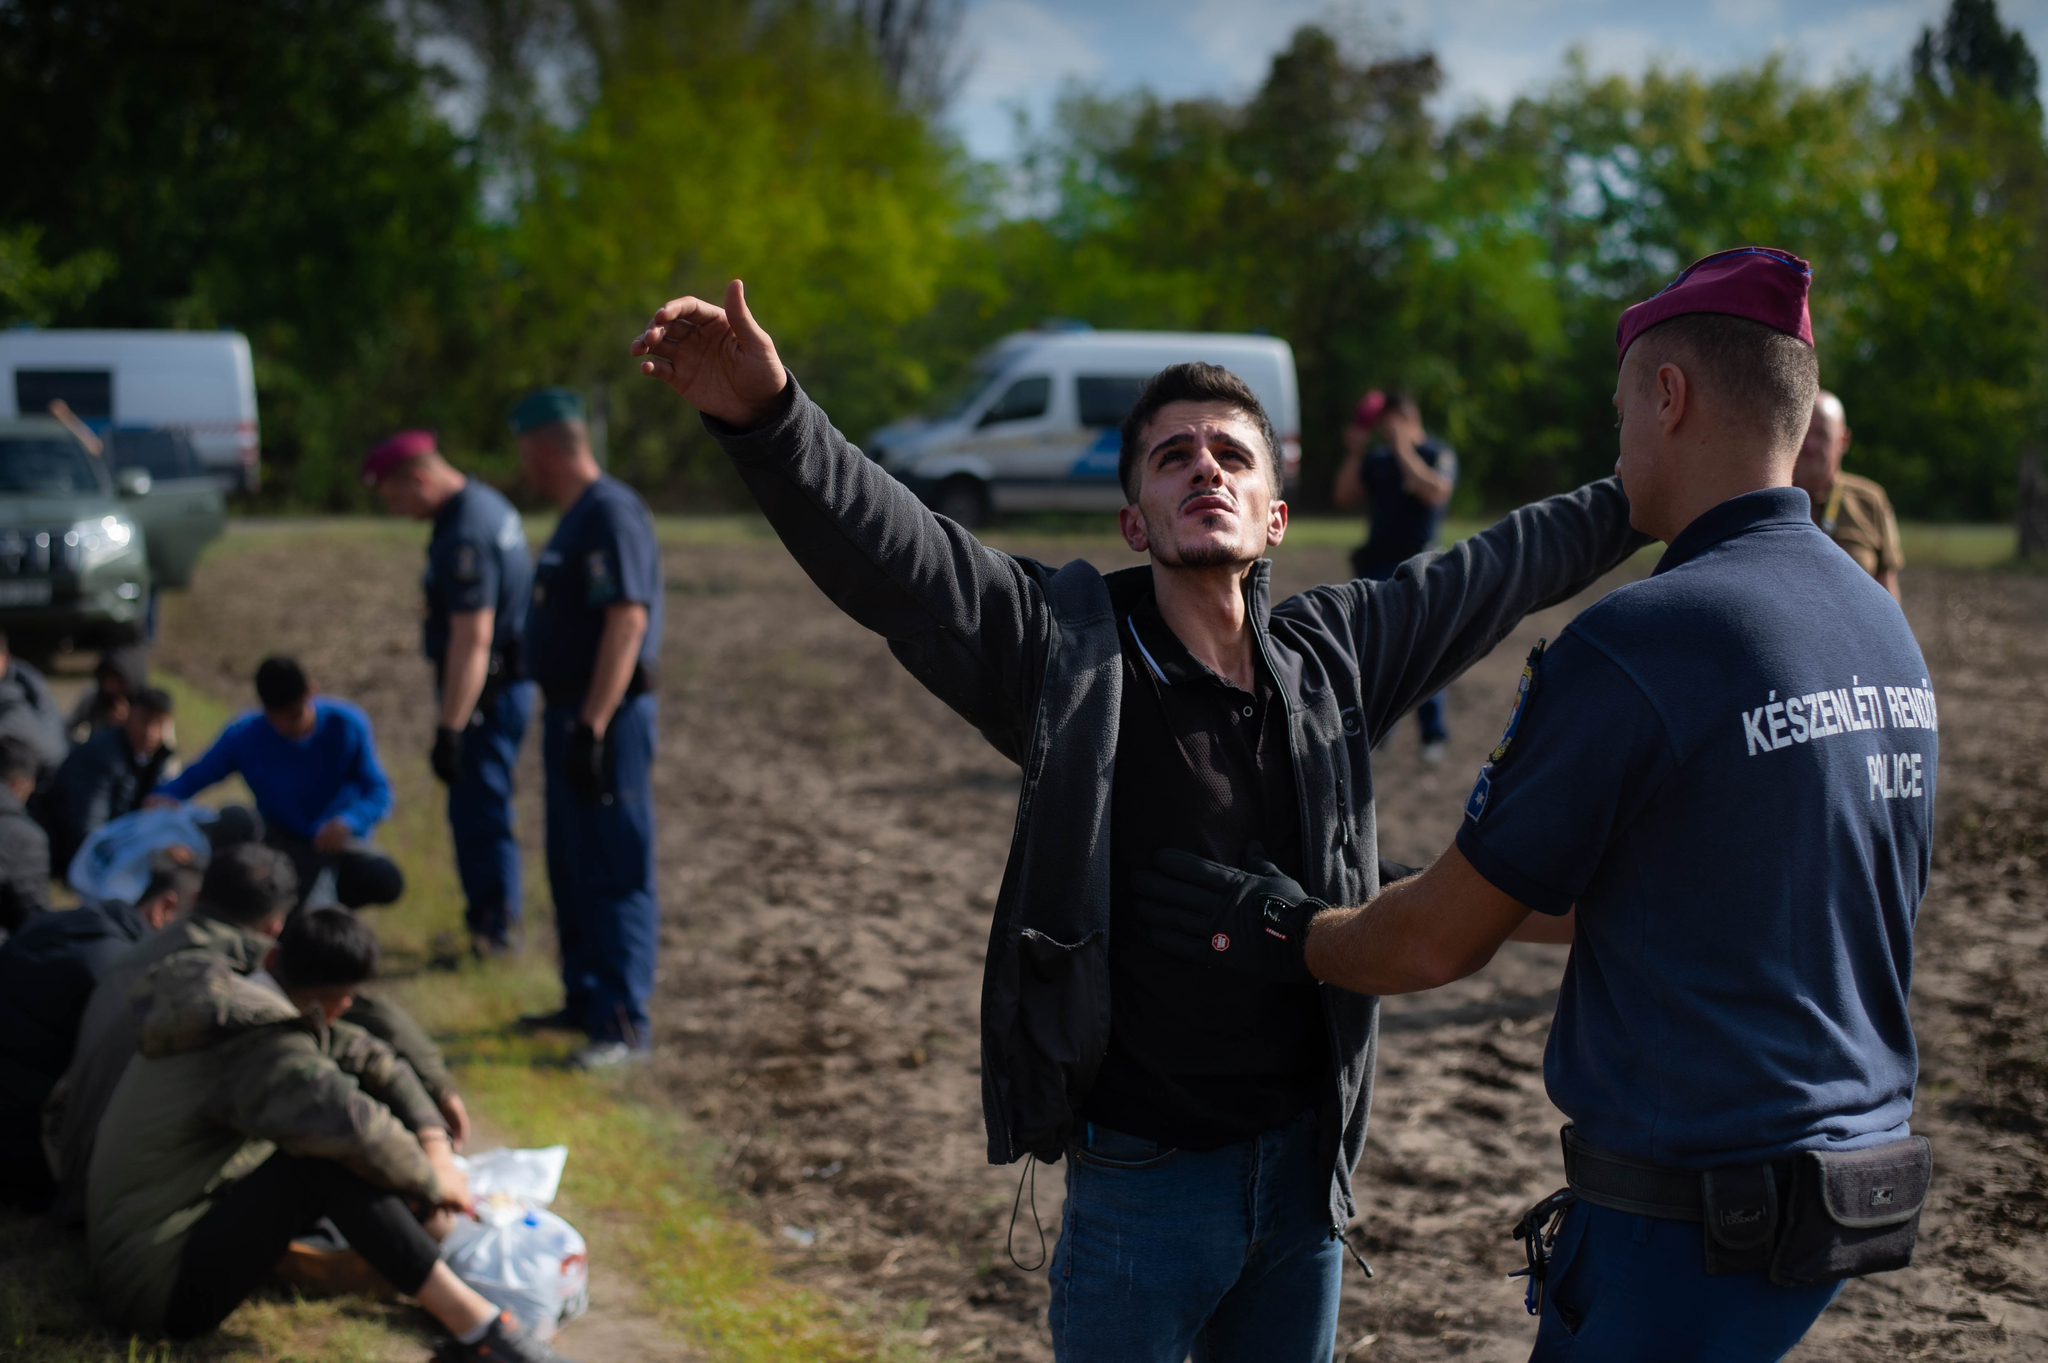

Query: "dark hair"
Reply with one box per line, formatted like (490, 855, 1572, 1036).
(254, 656, 310, 711)
(1629, 313, 1820, 450)
(275, 905, 379, 990)
(1117, 362, 1280, 502)
(140, 846, 204, 912)
(131, 685, 174, 717)
(199, 842, 298, 927)
(0, 736, 38, 786)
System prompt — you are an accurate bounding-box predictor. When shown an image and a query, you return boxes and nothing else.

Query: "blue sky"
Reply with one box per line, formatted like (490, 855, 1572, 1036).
(948, 0, 2048, 160)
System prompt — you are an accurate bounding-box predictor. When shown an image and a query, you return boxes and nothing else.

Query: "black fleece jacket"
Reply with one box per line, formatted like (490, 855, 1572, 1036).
(706, 377, 1645, 1230)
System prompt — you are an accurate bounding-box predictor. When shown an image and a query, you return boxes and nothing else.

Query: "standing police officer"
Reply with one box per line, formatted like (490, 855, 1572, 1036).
(1151, 249, 1935, 1359)
(363, 431, 534, 958)
(509, 389, 663, 1070)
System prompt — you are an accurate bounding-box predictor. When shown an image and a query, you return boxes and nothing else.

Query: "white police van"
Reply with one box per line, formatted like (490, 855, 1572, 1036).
(0, 329, 261, 493)
(866, 327, 1300, 525)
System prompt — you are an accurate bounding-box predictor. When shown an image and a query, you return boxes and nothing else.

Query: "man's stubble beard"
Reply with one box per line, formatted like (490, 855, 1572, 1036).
(1140, 507, 1254, 571)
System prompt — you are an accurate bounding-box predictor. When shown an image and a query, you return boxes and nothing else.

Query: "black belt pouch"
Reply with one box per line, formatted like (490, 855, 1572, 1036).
(1701, 1164, 1779, 1276)
(1768, 1136, 1931, 1287)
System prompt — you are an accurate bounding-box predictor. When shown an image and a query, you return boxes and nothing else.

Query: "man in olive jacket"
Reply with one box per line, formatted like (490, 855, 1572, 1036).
(632, 283, 1645, 1360)
(87, 907, 569, 1361)
(45, 844, 466, 1220)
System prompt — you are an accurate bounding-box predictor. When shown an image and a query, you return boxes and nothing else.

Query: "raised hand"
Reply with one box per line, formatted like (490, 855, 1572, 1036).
(630, 278, 789, 428)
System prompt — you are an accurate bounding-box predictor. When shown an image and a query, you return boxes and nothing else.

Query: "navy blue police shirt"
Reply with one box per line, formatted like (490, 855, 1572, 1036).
(525, 476, 664, 706)
(424, 478, 532, 672)
(1358, 436, 1457, 567)
(1455, 487, 1934, 1169)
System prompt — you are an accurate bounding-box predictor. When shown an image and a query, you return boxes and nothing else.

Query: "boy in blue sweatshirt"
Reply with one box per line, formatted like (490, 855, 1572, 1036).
(152, 657, 404, 909)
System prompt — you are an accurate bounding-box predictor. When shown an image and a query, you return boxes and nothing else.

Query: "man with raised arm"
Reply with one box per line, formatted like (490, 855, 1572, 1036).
(1155, 250, 1935, 1360)
(631, 282, 1645, 1362)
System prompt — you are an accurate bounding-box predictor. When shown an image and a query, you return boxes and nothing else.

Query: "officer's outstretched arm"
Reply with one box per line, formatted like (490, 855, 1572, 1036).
(1305, 843, 1535, 995)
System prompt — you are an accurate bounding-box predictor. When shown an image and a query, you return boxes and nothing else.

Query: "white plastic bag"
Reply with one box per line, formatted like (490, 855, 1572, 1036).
(67, 804, 213, 904)
(457, 1145, 568, 1206)
(441, 1201, 589, 1340)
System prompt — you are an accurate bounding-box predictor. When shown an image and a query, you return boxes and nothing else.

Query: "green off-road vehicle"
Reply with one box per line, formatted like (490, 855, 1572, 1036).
(0, 416, 226, 650)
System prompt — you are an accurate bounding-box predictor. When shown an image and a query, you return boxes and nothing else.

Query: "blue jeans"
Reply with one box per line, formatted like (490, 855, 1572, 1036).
(1049, 1110, 1342, 1363)
(542, 694, 659, 1045)
(448, 680, 533, 944)
(1530, 1201, 1841, 1361)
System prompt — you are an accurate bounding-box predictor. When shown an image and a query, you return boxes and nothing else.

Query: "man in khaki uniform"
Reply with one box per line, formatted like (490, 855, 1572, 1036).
(1794, 389, 1903, 601)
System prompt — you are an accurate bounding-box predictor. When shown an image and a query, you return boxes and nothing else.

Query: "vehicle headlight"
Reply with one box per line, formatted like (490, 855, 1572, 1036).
(65, 515, 136, 571)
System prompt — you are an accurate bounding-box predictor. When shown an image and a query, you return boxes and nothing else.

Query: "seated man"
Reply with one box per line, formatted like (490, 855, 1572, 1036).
(65, 643, 150, 742)
(41, 684, 176, 870)
(0, 629, 69, 779)
(45, 844, 467, 1218)
(151, 655, 404, 909)
(0, 848, 201, 1209)
(0, 736, 51, 937)
(86, 907, 573, 1361)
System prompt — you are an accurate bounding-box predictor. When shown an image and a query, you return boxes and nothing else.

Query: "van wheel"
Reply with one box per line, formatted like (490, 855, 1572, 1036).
(930, 476, 989, 528)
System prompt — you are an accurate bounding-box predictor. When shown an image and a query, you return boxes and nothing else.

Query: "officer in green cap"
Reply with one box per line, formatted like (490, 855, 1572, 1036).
(510, 387, 664, 1070)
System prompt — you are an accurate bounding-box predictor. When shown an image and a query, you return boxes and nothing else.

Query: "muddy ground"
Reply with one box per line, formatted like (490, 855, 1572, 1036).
(156, 523, 2048, 1361)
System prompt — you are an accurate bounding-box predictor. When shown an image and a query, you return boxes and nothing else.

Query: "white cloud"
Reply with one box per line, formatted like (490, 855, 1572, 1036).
(959, 0, 1105, 103)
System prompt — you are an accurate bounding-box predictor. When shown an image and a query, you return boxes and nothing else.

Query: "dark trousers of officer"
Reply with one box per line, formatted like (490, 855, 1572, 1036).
(1530, 1200, 1841, 1361)
(542, 692, 658, 1046)
(448, 681, 533, 945)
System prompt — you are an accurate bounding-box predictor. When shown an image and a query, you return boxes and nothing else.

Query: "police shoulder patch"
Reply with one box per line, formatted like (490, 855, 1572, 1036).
(1487, 639, 1546, 766)
(586, 549, 619, 605)
(453, 542, 480, 583)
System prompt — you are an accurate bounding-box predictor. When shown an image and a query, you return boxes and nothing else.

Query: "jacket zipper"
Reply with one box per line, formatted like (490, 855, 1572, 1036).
(1247, 563, 1360, 1225)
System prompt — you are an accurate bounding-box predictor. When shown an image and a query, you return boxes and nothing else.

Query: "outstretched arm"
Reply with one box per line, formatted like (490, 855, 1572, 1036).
(1305, 843, 1533, 995)
(632, 282, 1058, 755)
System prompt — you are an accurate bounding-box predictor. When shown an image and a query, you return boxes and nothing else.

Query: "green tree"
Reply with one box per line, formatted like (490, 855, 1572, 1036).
(0, 0, 485, 503)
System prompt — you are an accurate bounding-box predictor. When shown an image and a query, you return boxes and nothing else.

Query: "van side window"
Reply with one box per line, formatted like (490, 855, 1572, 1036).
(978, 376, 1050, 426)
(1077, 376, 1148, 428)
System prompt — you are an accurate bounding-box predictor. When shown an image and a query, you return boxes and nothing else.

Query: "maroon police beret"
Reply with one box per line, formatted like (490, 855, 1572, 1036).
(1615, 247, 1813, 368)
(361, 429, 437, 486)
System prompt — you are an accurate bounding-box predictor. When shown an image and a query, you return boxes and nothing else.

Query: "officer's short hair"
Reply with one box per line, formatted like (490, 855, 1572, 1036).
(274, 905, 379, 990)
(254, 656, 310, 711)
(132, 685, 174, 717)
(1629, 312, 1820, 451)
(200, 842, 298, 927)
(0, 736, 37, 786)
(140, 846, 204, 912)
(1119, 363, 1281, 503)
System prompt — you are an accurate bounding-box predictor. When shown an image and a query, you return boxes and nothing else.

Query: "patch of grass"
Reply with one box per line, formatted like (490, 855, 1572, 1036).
(1898, 522, 2017, 570)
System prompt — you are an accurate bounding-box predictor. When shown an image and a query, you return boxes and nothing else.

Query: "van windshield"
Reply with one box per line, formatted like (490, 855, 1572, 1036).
(0, 437, 106, 495)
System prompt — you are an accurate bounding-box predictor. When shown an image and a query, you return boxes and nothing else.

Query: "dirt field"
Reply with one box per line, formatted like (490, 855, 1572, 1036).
(155, 521, 2048, 1362)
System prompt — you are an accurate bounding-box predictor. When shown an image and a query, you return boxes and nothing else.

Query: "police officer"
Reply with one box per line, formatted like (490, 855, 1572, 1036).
(1794, 390, 1904, 603)
(509, 388, 663, 1070)
(1147, 249, 1936, 1360)
(363, 430, 535, 957)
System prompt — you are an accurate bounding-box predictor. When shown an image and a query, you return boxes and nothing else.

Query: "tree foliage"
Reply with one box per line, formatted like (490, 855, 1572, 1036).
(1, 0, 2042, 517)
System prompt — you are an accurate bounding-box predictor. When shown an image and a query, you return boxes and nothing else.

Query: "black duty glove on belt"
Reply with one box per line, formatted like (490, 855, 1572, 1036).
(1130, 843, 1328, 985)
(566, 721, 609, 800)
(430, 726, 463, 785)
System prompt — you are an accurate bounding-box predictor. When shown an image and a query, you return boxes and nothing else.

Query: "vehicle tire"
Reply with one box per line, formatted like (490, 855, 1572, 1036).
(929, 476, 990, 528)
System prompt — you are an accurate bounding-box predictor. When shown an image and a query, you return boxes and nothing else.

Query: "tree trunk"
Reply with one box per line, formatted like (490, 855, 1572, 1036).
(2020, 446, 2048, 560)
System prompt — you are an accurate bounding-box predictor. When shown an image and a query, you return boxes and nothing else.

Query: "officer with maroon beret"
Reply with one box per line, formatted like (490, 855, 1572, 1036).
(363, 430, 534, 957)
(1147, 248, 1939, 1359)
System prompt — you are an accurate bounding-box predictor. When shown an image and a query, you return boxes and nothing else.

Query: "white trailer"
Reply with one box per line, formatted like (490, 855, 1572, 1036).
(0, 329, 260, 492)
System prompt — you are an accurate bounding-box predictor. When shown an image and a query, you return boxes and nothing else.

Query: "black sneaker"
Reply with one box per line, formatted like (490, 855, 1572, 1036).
(434, 1312, 579, 1363)
(515, 1007, 583, 1033)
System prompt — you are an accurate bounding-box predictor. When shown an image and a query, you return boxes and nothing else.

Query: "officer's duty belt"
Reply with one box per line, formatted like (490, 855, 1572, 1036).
(1561, 1124, 1709, 1221)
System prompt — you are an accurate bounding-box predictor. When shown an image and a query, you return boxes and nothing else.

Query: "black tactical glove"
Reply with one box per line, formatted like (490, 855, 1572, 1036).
(566, 721, 609, 800)
(1130, 843, 1328, 984)
(430, 726, 462, 785)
